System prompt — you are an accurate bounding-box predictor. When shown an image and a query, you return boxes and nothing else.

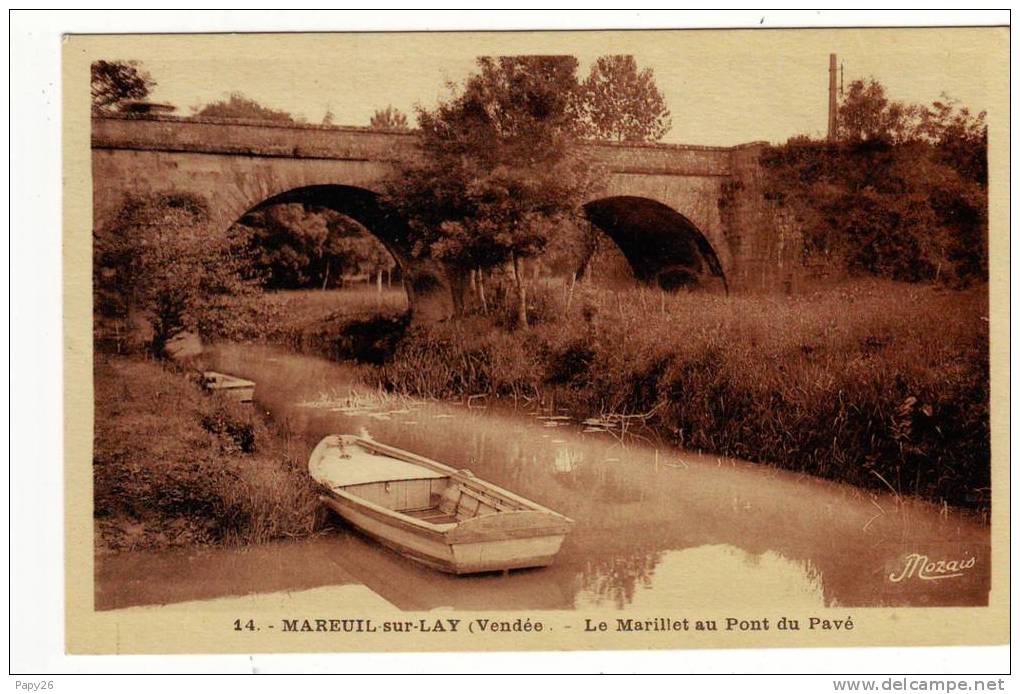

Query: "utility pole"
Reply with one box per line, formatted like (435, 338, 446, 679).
(827, 53, 838, 141)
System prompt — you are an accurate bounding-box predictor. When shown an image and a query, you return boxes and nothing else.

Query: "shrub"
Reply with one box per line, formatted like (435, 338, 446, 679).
(199, 287, 409, 355)
(761, 138, 987, 286)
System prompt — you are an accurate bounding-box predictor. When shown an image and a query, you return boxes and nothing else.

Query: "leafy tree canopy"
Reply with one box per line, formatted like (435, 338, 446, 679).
(383, 55, 600, 321)
(577, 55, 671, 142)
(836, 78, 987, 185)
(837, 78, 918, 143)
(390, 55, 594, 266)
(94, 192, 257, 355)
(91, 60, 155, 112)
(194, 93, 295, 122)
(763, 80, 988, 285)
(369, 106, 410, 130)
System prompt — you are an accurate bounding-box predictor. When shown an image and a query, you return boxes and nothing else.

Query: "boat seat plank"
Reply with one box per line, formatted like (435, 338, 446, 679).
(404, 508, 459, 525)
(459, 485, 510, 510)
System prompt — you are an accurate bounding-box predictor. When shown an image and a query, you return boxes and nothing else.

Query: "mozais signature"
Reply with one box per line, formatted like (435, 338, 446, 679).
(888, 552, 977, 582)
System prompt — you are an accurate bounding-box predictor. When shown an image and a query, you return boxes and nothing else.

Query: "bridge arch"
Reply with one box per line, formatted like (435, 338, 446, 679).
(236, 184, 411, 261)
(583, 195, 728, 292)
(229, 184, 451, 313)
(231, 187, 731, 304)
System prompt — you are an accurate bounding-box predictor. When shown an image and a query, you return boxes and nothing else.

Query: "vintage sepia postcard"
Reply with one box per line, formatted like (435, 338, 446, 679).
(63, 26, 1009, 655)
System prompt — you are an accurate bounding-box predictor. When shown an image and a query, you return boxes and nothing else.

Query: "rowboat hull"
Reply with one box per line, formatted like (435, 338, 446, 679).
(320, 492, 568, 574)
(202, 371, 255, 403)
(310, 435, 573, 574)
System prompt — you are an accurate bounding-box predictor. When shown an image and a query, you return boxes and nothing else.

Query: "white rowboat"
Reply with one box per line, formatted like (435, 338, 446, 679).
(309, 435, 573, 574)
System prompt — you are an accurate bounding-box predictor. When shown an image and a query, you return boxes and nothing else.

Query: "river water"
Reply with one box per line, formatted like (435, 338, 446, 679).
(96, 344, 990, 612)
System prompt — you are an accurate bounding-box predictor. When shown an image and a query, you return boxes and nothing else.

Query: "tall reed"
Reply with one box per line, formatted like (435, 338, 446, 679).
(376, 280, 990, 508)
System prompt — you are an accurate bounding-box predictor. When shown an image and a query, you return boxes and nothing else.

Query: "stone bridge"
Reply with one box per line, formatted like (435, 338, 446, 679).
(92, 114, 789, 314)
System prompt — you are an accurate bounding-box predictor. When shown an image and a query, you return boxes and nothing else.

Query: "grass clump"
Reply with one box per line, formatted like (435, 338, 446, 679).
(380, 317, 544, 401)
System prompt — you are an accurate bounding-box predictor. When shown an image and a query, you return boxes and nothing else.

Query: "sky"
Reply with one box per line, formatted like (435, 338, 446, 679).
(91, 28, 1003, 146)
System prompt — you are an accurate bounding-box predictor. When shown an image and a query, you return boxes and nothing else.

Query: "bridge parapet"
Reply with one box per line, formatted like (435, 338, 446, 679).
(586, 140, 735, 177)
(92, 113, 420, 162)
(92, 114, 742, 177)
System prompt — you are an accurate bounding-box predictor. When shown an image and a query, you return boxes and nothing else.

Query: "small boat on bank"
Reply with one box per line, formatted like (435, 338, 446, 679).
(201, 371, 255, 403)
(309, 435, 573, 574)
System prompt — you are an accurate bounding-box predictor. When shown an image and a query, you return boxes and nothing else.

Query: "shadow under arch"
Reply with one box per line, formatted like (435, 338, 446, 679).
(242, 184, 413, 262)
(234, 184, 453, 313)
(583, 196, 728, 293)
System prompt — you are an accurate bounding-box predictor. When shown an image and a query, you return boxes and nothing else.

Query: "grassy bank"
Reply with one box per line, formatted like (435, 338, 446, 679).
(204, 286, 409, 364)
(201, 279, 989, 509)
(374, 280, 990, 509)
(93, 355, 319, 552)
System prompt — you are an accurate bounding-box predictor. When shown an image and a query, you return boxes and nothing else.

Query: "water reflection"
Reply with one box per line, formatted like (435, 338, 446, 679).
(575, 552, 660, 610)
(97, 343, 991, 612)
(574, 545, 827, 611)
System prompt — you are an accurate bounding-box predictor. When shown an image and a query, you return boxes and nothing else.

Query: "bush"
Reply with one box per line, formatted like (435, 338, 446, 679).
(198, 287, 409, 356)
(761, 138, 987, 286)
(544, 339, 596, 384)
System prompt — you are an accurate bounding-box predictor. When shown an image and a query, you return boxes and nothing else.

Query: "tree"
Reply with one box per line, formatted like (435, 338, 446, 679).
(194, 93, 294, 122)
(232, 204, 394, 290)
(383, 56, 598, 324)
(917, 95, 988, 184)
(318, 211, 396, 288)
(94, 192, 257, 356)
(236, 204, 330, 289)
(577, 55, 671, 141)
(837, 79, 988, 186)
(369, 106, 410, 130)
(837, 78, 921, 144)
(91, 60, 155, 113)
